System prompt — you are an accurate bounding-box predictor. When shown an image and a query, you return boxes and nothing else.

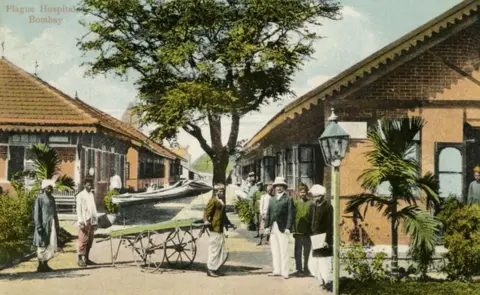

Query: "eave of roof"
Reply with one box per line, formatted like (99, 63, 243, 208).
(0, 57, 184, 161)
(244, 0, 480, 150)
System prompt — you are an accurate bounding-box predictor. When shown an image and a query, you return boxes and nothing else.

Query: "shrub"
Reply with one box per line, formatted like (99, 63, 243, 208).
(0, 190, 36, 265)
(104, 190, 120, 214)
(436, 197, 480, 281)
(340, 278, 480, 295)
(234, 198, 252, 225)
(341, 243, 389, 282)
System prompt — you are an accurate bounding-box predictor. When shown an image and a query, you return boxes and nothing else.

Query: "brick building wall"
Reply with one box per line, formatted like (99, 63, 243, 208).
(322, 22, 480, 246)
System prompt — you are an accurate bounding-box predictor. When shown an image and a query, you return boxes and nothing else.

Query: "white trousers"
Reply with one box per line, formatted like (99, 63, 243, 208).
(308, 250, 332, 284)
(270, 222, 290, 277)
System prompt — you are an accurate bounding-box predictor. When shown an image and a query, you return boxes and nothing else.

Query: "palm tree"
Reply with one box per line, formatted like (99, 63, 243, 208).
(345, 117, 441, 277)
(12, 143, 75, 196)
(29, 143, 75, 193)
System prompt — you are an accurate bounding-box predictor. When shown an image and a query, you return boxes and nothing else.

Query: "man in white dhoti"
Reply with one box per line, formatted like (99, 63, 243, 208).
(33, 179, 61, 272)
(203, 183, 236, 277)
(76, 179, 98, 267)
(308, 184, 334, 290)
(265, 176, 295, 279)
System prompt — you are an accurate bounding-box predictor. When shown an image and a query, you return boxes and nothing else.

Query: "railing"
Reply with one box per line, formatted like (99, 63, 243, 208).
(53, 189, 78, 214)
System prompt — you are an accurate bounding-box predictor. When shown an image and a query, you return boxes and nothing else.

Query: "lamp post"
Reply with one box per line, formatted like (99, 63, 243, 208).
(318, 108, 350, 295)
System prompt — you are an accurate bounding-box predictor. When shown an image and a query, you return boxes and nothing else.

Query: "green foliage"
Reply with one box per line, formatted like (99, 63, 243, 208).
(104, 190, 120, 214)
(437, 197, 480, 281)
(402, 206, 440, 278)
(192, 153, 232, 173)
(341, 243, 389, 282)
(340, 278, 480, 295)
(0, 144, 75, 266)
(234, 198, 252, 225)
(345, 117, 441, 275)
(0, 189, 36, 265)
(30, 143, 75, 193)
(77, 0, 342, 184)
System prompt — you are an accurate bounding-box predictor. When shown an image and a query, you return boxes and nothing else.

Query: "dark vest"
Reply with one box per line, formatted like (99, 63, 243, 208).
(265, 193, 295, 233)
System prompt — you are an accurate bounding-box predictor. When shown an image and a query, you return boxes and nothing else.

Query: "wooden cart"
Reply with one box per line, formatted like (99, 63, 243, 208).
(98, 218, 210, 272)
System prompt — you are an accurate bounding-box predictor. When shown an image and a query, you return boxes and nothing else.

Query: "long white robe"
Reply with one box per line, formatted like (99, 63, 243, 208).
(270, 222, 290, 277)
(37, 222, 57, 262)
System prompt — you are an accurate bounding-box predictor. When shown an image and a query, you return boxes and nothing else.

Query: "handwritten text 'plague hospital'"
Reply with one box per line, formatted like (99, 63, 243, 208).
(5, 5, 77, 25)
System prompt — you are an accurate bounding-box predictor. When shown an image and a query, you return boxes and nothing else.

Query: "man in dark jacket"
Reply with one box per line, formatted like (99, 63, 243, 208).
(203, 183, 236, 277)
(308, 184, 333, 290)
(292, 183, 312, 277)
(33, 179, 62, 272)
(265, 176, 295, 279)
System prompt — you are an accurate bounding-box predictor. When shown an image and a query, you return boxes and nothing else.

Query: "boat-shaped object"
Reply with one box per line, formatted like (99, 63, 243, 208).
(112, 180, 213, 206)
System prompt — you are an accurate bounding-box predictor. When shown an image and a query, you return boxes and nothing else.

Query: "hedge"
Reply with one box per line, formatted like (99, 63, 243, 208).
(340, 279, 480, 295)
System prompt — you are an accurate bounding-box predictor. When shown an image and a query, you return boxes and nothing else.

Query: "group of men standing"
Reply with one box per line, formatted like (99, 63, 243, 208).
(33, 179, 98, 272)
(239, 172, 334, 289)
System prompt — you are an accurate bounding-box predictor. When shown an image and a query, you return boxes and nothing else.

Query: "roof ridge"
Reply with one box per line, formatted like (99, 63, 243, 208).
(285, 0, 480, 112)
(245, 0, 480, 149)
(0, 57, 99, 125)
(73, 98, 182, 160)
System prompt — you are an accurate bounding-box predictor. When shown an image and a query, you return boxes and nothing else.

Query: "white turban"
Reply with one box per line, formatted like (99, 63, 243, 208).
(309, 184, 326, 197)
(41, 179, 55, 189)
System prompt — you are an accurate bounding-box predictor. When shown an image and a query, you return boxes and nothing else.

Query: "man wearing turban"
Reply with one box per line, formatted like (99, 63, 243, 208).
(33, 179, 61, 272)
(468, 166, 480, 204)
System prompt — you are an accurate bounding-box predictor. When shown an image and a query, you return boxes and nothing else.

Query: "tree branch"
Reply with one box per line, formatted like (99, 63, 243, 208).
(226, 112, 240, 154)
(183, 123, 214, 157)
(208, 112, 222, 153)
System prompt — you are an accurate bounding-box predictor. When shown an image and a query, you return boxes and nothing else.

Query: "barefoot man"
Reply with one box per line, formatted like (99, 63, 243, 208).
(76, 179, 98, 267)
(203, 183, 235, 277)
(33, 179, 62, 272)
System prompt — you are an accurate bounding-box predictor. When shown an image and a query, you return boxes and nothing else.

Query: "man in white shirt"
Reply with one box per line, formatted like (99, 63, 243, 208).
(258, 184, 273, 245)
(76, 179, 98, 267)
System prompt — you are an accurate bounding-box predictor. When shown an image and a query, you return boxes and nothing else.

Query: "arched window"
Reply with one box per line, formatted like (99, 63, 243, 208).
(438, 147, 463, 199)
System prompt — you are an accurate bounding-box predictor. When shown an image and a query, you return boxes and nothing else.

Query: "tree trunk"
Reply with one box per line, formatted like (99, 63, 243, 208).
(211, 152, 229, 186)
(391, 197, 399, 277)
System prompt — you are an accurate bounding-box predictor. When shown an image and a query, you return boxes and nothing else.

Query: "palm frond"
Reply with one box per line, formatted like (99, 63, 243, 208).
(416, 172, 440, 211)
(30, 143, 61, 181)
(345, 193, 392, 219)
(379, 116, 424, 157)
(399, 206, 441, 254)
(55, 175, 75, 192)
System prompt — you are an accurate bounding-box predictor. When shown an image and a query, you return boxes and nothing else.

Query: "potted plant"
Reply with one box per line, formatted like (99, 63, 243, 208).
(104, 189, 120, 224)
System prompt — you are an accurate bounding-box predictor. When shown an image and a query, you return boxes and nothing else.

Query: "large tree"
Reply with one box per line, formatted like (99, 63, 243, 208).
(77, 0, 341, 184)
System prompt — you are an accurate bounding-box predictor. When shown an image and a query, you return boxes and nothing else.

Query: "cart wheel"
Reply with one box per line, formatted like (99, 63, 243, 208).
(132, 230, 166, 272)
(164, 228, 197, 269)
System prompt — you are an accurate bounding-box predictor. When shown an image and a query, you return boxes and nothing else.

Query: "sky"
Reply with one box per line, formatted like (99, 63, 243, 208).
(0, 0, 463, 162)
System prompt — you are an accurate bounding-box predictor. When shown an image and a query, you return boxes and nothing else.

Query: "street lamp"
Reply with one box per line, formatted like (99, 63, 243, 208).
(318, 108, 350, 295)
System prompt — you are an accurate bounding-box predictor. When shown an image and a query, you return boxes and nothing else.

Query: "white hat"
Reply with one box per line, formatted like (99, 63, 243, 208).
(272, 176, 288, 187)
(309, 184, 326, 196)
(248, 172, 255, 176)
(41, 179, 55, 189)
